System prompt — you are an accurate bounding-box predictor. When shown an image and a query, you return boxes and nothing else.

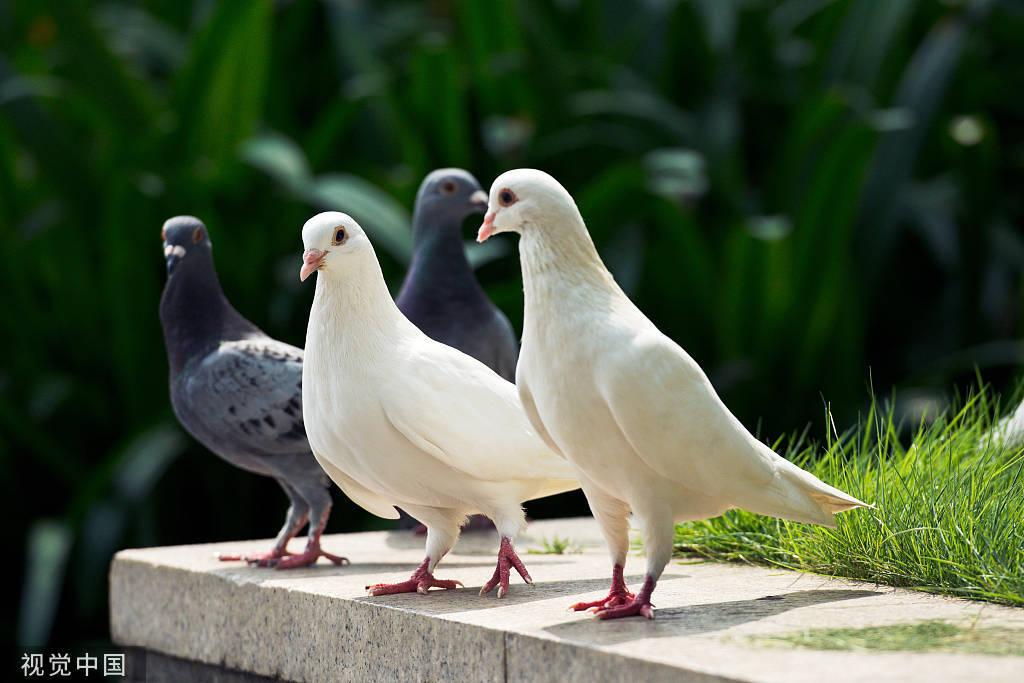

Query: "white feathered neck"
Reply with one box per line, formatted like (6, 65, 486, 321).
(307, 244, 419, 358)
(518, 202, 630, 327)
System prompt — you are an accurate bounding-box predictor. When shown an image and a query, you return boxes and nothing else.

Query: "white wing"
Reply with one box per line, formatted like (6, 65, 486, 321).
(380, 338, 577, 487)
(596, 329, 865, 525)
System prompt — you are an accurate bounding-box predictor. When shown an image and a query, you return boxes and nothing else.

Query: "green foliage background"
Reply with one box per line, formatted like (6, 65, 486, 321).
(2, 0, 1023, 649)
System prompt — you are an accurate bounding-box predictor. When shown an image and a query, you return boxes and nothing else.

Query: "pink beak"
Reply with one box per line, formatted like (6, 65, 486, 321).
(300, 248, 326, 282)
(477, 211, 496, 243)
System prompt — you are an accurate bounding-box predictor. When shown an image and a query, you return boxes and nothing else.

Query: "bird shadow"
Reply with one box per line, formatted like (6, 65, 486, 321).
(543, 589, 882, 645)
(208, 559, 500, 581)
(355, 573, 654, 613)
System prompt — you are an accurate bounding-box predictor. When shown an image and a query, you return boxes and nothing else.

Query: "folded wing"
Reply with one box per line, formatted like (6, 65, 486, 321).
(597, 330, 868, 526)
(380, 340, 577, 489)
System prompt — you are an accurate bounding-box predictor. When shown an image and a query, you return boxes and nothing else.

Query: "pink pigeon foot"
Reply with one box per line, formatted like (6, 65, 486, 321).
(570, 564, 635, 612)
(366, 558, 463, 596)
(217, 548, 290, 566)
(593, 575, 656, 620)
(479, 536, 533, 598)
(265, 541, 348, 569)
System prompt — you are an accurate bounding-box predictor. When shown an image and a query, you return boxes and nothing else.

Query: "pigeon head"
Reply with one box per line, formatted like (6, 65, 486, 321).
(477, 169, 580, 243)
(415, 168, 488, 226)
(161, 215, 212, 275)
(300, 211, 372, 282)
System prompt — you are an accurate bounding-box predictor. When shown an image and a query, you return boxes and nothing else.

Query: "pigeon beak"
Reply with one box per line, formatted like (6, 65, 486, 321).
(300, 248, 326, 282)
(477, 211, 496, 243)
(164, 244, 186, 274)
(469, 190, 489, 213)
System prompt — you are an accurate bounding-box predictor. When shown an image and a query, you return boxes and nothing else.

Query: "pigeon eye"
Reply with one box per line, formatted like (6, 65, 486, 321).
(498, 189, 517, 207)
(161, 227, 166, 242)
(439, 180, 457, 195)
(191, 226, 204, 244)
(332, 227, 347, 245)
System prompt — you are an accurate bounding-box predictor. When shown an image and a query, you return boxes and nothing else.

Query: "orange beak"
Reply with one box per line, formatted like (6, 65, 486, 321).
(300, 248, 326, 282)
(477, 211, 496, 243)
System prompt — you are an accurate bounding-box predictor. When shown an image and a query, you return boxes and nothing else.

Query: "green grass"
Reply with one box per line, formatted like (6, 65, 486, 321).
(746, 620, 1024, 656)
(674, 388, 1024, 608)
(529, 535, 584, 555)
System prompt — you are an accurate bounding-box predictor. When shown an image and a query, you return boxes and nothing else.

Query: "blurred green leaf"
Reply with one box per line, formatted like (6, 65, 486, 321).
(113, 422, 186, 503)
(241, 130, 312, 194)
(95, 3, 186, 75)
(409, 36, 471, 167)
(39, 0, 159, 135)
(0, 57, 98, 207)
(825, 0, 916, 87)
(74, 502, 123, 616)
(747, 214, 793, 242)
(465, 238, 509, 270)
(858, 3, 993, 281)
(17, 520, 72, 647)
(171, 0, 273, 180)
(569, 89, 694, 142)
(644, 147, 708, 201)
(600, 221, 646, 296)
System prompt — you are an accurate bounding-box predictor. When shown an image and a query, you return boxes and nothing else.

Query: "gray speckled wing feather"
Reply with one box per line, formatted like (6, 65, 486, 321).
(177, 337, 309, 460)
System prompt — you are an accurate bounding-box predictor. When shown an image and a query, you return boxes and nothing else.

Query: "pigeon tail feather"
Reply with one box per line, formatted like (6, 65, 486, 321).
(739, 454, 872, 528)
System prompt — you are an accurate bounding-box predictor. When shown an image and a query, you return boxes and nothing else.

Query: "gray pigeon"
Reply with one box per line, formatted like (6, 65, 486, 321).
(159, 215, 346, 569)
(396, 168, 519, 381)
(394, 169, 520, 531)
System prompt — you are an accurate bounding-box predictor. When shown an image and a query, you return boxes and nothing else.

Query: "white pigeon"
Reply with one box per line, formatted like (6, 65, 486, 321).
(299, 211, 579, 597)
(477, 169, 871, 619)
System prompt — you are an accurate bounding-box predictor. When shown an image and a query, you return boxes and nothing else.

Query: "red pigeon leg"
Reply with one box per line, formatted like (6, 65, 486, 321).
(593, 574, 656, 620)
(479, 536, 534, 599)
(366, 557, 464, 596)
(268, 514, 348, 569)
(218, 512, 307, 566)
(569, 564, 635, 612)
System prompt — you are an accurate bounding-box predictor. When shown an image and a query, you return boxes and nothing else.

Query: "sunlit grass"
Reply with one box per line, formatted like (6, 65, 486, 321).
(528, 535, 584, 555)
(674, 388, 1024, 607)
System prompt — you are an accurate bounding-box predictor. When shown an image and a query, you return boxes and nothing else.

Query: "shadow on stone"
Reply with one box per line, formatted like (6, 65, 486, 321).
(543, 589, 883, 645)
(354, 573, 657, 614)
(207, 559, 501, 583)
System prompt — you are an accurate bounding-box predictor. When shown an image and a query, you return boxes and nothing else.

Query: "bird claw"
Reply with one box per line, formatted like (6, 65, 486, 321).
(217, 548, 290, 566)
(224, 543, 347, 569)
(320, 551, 350, 566)
(417, 578, 463, 594)
(270, 549, 349, 569)
(481, 537, 532, 599)
(367, 569, 461, 596)
(569, 590, 635, 613)
(592, 598, 655, 620)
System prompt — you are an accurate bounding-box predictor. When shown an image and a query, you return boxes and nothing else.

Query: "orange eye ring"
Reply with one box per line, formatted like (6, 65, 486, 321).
(498, 189, 517, 206)
(191, 226, 204, 244)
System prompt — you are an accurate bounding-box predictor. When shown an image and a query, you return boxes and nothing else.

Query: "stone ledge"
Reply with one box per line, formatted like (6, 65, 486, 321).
(110, 517, 1024, 682)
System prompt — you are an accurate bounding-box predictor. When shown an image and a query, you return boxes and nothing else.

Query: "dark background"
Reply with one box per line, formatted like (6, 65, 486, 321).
(3, 0, 1023, 651)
